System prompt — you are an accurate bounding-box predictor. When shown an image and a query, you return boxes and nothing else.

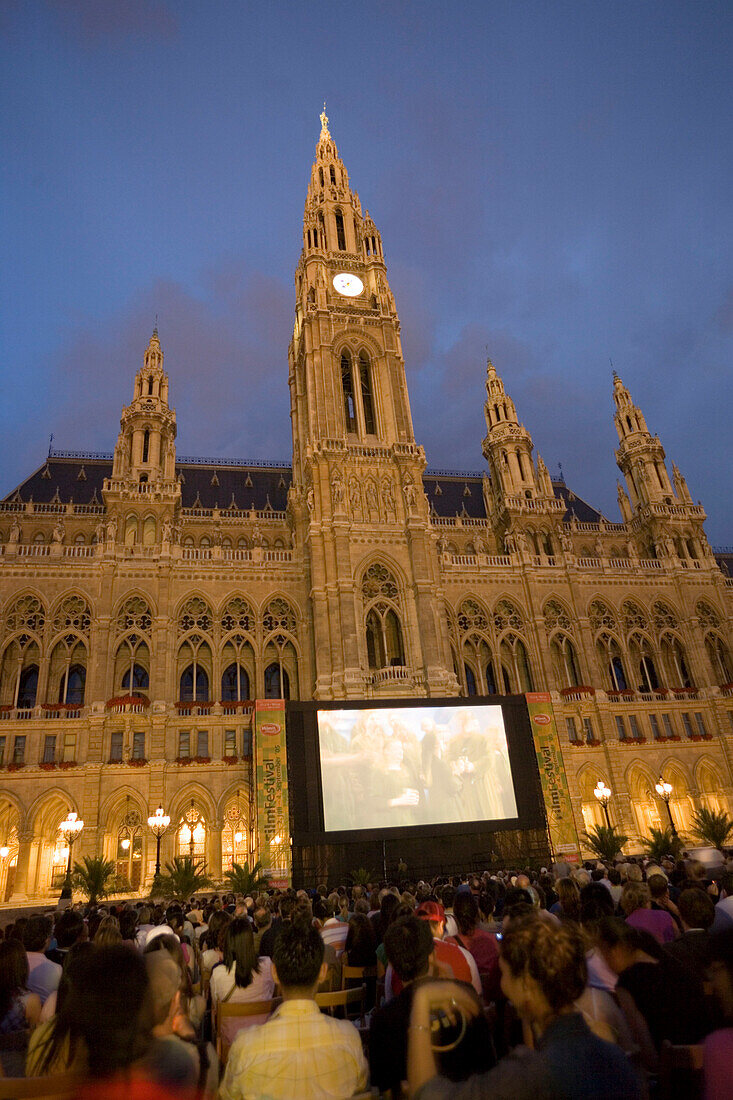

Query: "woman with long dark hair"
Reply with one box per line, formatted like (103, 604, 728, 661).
(209, 917, 274, 1049)
(0, 938, 40, 1034)
(26, 942, 93, 1076)
(446, 891, 500, 1001)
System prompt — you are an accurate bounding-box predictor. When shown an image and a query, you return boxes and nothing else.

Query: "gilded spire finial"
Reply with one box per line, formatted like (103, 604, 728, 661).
(320, 102, 330, 137)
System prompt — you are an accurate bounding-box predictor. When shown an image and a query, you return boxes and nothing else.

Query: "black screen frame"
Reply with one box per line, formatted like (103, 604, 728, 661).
(286, 694, 546, 847)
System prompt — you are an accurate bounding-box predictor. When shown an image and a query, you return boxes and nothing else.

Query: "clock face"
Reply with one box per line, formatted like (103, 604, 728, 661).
(333, 272, 364, 297)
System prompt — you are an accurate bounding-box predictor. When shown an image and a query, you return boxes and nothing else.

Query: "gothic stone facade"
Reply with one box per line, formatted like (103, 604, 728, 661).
(1, 113, 732, 901)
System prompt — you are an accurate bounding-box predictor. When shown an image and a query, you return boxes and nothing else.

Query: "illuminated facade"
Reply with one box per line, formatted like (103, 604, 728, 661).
(1, 112, 732, 900)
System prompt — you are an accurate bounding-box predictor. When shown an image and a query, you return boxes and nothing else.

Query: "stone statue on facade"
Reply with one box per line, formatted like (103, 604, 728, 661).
(52, 518, 65, 544)
(9, 518, 21, 544)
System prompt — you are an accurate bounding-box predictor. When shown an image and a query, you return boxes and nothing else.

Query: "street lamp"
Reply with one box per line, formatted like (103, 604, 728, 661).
(58, 811, 84, 900)
(593, 780, 612, 828)
(147, 805, 170, 877)
(655, 776, 678, 838)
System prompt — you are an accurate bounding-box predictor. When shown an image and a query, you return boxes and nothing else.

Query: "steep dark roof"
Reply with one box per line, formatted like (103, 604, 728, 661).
(4, 452, 604, 523)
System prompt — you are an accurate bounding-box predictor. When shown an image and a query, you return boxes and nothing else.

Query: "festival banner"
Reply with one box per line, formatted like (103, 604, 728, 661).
(254, 699, 291, 889)
(525, 692, 581, 864)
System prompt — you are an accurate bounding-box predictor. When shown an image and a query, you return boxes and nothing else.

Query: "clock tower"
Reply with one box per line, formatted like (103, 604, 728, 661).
(288, 111, 456, 699)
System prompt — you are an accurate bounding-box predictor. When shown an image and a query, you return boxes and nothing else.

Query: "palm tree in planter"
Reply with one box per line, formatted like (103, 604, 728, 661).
(581, 825, 630, 864)
(641, 826, 685, 863)
(689, 807, 733, 851)
(72, 856, 117, 906)
(158, 856, 214, 901)
(223, 860, 269, 897)
(350, 867, 376, 887)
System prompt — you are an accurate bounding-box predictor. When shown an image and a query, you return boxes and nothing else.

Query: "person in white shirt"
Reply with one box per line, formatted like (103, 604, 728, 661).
(23, 915, 61, 1005)
(209, 917, 274, 1048)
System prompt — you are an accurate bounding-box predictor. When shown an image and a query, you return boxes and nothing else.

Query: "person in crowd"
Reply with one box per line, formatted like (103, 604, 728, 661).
(446, 891, 500, 1001)
(0, 938, 41, 1074)
(596, 915, 713, 1069)
(343, 912, 378, 968)
(118, 908, 140, 947)
(252, 907, 271, 954)
(703, 928, 733, 1100)
(371, 915, 492, 1098)
(23, 914, 61, 1004)
(551, 877, 581, 923)
(371, 890, 401, 947)
(219, 919, 368, 1100)
(711, 871, 733, 933)
(209, 916, 275, 1048)
(389, 902, 480, 1000)
(136, 906, 155, 949)
(664, 887, 716, 976)
(93, 914, 123, 947)
(45, 910, 86, 965)
(620, 881, 676, 945)
(200, 909, 231, 972)
(258, 895, 295, 958)
(26, 943, 94, 1077)
(144, 950, 217, 1097)
(320, 894, 349, 954)
(578, 883, 617, 993)
(408, 916, 642, 1099)
(144, 932, 206, 1036)
(647, 872, 682, 932)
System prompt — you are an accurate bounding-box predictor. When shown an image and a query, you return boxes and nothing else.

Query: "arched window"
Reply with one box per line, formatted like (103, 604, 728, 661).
(628, 635, 659, 692)
(661, 636, 691, 689)
(222, 797, 249, 872)
(330, 165, 336, 186)
(142, 516, 156, 546)
(705, 634, 733, 684)
(318, 167, 324, 187)
(115, 805, 143, 890)
(550, 635, 581, 689)
(177, 801, 206, 859)
(59, 664, 85, 705)
(221, 663, 250, 702)
(180, 663, 209, 702)
(124, 515, 138, 546)
(341, 352, 356, 432)
(142, 429, 150, 463)
(485, 660, 498, 695)
(335, 210, 346, 251)
(464, 664, 477, 696)
(359, 352, 376, 434)
(499, 635, 534, 693)
(147, 377, 154, 395)
(362, 564, 405, 671)
(17, 666, 38, 709)
(264, 662, 289, 699)
(122, 664, 149, 693)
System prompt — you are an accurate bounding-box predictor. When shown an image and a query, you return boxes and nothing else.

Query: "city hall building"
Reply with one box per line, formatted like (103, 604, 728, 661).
(1, 112, 732, 901)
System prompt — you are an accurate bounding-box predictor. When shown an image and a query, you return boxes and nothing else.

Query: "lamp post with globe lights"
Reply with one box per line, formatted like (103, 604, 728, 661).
(655, 776, 678, 838)
(593, 780, 612, 828)
(58, 811, 84, 900)
(147, 805, 170, 878)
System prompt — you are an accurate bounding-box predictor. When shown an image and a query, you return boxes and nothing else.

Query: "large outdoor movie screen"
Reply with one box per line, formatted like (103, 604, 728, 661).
(317, 704, 518, 833)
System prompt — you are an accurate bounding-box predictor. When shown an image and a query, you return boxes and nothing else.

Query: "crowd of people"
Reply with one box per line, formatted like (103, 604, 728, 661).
(0, 851, 730, 1098)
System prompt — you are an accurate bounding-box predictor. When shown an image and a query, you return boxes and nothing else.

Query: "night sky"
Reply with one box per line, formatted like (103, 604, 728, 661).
(2, 2, 732, 541)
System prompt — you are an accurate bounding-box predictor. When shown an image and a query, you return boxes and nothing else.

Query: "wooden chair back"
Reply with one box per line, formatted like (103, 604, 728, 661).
(658, 1041, 704, 1100)
(216, 997, 282, 1063)
(315, 984, 367, 1026)
(341, 964, 377, 989)
(0, 1072, 84, 1098)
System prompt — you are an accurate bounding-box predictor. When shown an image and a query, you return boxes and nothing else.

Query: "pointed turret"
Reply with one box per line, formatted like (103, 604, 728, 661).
(611, 371, 708, 561)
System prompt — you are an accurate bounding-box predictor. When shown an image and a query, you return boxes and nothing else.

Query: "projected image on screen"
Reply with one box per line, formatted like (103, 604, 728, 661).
(317, 705, 518, 833)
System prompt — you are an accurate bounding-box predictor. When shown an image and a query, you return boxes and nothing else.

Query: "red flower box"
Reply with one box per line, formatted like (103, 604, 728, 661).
(688, 734, 702, 741)
(668, 735, 681, 741)
(59, 761, 77, 770)
(175, 757, 194, 766)
(106, 694, 150, 709)
(128, 758, 148, 767)
(560, 686, 596, 697)
(193, 756, 211, 765)
(671, 687, 698, 696)
(222, 755, 239, 765)
(653, 689, 669, 698)
(42, 703, 81, 713)
(583, 739, 602, 747)
(7, 763, 23, 772)
(39, 762, 57, 770)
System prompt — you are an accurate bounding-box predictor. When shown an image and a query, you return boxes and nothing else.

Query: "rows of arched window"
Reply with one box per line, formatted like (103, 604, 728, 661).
(362, 563, 405, 670)
(0, 592, 302, 707)
(451, 593, 733, 697)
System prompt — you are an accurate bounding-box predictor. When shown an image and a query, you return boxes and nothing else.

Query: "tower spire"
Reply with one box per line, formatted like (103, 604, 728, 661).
(320, 103, 330, 138)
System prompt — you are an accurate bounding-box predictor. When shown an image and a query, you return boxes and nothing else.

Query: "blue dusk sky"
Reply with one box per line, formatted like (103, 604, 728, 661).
(1, 1, 732, 540)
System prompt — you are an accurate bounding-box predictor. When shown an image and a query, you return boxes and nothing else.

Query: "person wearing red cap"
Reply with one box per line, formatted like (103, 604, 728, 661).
(389, 902, 481, 1000)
